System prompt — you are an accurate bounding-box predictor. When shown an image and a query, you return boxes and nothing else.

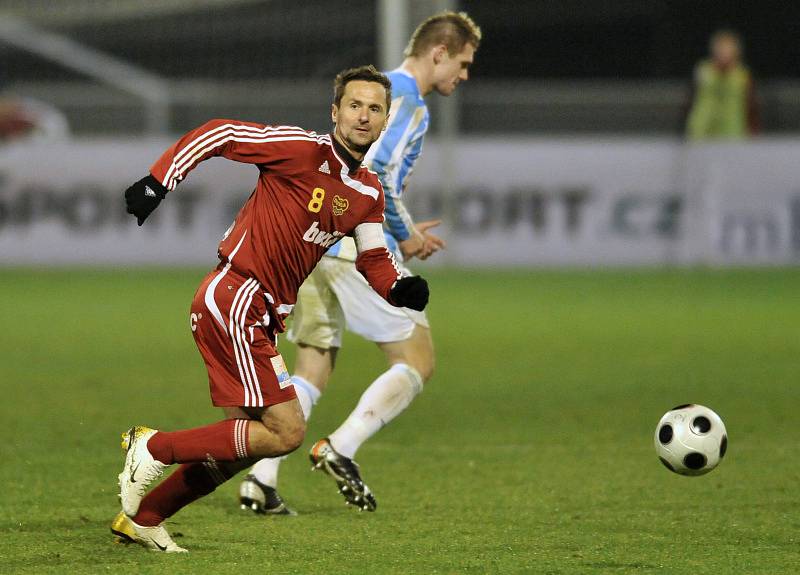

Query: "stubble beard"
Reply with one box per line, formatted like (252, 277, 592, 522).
(334, 123, 373, 156)
(344, 130, 372, 155)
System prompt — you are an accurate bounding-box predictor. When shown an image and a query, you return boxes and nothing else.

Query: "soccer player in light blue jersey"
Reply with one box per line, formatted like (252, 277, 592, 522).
(240, 11, 481, 514)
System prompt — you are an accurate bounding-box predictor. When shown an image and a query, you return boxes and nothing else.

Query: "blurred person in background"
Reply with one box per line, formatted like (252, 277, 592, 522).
(686, 29, 759, 140)
(0, 98, 69, 142)
(0, 99, 34, 141)
(239, 11, 480, 515)
(0, 74, 69, 142)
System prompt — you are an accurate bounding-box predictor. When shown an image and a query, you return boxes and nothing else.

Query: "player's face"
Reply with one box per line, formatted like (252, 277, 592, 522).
(712, 36, 740, 67)
(332, 80, 389, 156)
(432, 43, 475, 96)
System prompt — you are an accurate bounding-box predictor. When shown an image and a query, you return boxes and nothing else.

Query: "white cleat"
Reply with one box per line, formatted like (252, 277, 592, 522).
(111, 511, 188, 553)
(118, 426, 167, 517)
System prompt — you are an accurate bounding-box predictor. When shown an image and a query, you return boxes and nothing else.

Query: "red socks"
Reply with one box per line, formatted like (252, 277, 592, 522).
(131, 419, 252, 526)
(147, 419, 250, 465)
(133, 463, 225, 526)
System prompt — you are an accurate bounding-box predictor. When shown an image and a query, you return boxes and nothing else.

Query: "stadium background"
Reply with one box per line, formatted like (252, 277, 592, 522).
(1, 1, 799, 573)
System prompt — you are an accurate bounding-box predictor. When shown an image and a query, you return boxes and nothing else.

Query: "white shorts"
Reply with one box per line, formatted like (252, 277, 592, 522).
(287, 256, 429, 348)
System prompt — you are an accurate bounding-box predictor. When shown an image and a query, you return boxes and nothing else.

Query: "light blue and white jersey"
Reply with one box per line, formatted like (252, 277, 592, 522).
(326, 68, 429, 260)
(366, 68, 430, 243)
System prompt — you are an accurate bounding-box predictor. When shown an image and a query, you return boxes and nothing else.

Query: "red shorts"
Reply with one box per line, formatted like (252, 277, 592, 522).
(190, 263, 297, 408)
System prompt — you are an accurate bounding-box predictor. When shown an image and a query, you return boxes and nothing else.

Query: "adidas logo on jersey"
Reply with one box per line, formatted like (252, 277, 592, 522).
(302, 221, 343, 248)
(318, 160, 330, 174)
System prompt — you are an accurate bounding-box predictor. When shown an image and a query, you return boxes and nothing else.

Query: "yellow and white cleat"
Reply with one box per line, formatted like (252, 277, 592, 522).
(118, 426, 167, 517)
(111, 511, 188, 553)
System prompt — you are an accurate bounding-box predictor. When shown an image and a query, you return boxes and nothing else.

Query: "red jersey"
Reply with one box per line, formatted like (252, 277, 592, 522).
(150, 119, 402, 329)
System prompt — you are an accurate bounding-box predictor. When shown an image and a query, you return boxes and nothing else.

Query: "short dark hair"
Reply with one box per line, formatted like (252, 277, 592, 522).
(405, 11, 481, 58)
(333, 65, 392, 113)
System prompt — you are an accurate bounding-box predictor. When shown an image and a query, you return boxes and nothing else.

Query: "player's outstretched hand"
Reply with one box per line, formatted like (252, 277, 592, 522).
(390, 276, 429, 311)
(416, 219, 447, 261)
(125, 174, 168, 226)
(399, 232, 425, 260)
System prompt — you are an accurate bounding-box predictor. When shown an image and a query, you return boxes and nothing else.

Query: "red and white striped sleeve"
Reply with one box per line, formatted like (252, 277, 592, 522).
(354, 221, 403, 304)
(353, 185, 402, 303)
(149, 119, 319, 191)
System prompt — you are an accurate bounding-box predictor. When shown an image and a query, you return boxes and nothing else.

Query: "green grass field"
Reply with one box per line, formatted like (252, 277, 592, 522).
(1, 267, 799, 574)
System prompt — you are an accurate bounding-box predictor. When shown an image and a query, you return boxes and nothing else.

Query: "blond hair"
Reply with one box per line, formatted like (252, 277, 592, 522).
(404, 11, 481, 58)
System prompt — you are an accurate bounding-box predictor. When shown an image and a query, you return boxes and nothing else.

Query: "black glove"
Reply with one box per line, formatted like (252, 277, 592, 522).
(390, 276, 429, 311)
(125, 174, 168, 226)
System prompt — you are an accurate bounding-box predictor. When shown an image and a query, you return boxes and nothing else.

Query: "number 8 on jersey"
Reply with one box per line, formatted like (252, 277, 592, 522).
(308, 187, 325, 213)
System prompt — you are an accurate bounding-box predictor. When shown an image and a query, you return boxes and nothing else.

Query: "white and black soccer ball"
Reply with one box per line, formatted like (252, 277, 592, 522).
(654, 404, 728, 476)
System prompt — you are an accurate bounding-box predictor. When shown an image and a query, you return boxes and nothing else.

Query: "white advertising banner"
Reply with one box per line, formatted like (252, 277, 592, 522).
(682, 141, 800, 265)
(0, 137, 798, 266)
(0, 139, 257, 265)
(406, 138, 686, 266)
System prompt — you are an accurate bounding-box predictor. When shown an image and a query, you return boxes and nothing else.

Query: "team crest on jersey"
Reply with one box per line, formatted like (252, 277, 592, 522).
(332, 195, 349, 216)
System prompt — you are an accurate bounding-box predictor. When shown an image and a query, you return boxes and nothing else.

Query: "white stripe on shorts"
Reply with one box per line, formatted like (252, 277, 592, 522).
(228, 279, 260, 406)
(235, 282, 264, 406)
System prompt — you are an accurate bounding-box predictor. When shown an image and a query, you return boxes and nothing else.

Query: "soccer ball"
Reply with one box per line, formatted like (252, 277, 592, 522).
(654, 404, 728, 476)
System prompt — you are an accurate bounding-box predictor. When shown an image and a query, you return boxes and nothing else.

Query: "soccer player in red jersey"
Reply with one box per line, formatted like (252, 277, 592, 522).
(111, 65, 429, 553)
